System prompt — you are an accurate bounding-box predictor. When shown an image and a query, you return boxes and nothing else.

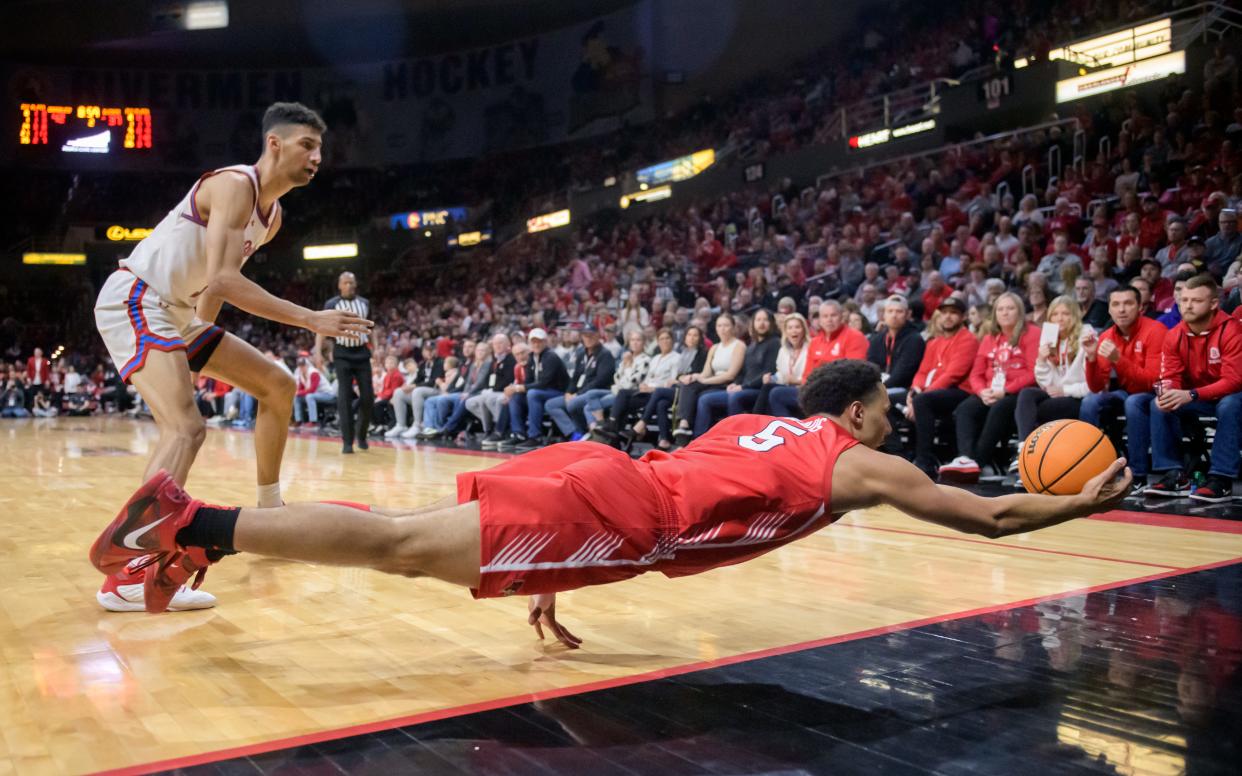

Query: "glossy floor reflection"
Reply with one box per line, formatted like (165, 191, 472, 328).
(166, 563, 1241, 776)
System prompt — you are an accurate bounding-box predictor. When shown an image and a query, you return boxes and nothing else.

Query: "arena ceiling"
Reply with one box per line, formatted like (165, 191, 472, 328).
(0, 0, 637, 67)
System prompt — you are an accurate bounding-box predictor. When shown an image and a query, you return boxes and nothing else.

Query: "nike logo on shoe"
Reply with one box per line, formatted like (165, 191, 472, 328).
(122, 515, 170, 550)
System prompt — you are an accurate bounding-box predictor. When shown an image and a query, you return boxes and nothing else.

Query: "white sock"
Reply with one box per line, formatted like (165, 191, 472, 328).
(257, 482, 283, 508)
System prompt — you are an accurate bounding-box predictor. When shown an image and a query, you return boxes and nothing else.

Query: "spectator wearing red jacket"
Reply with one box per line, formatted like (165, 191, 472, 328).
(1142, 276, 1242, 501)
(907, 297, 980, 477)
(25, 348, 51, 393)
(1079, 285, 1168, 483)
(941, 292, 1041, 480)
(803, 301, 869, 379)
(372, 355, 406, 430)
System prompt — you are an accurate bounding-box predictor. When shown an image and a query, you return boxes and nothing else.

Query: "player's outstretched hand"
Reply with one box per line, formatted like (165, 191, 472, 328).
(308, 309, 373, 339)
(1078, 458, 1132, 513)
(528, 593, 582, 649)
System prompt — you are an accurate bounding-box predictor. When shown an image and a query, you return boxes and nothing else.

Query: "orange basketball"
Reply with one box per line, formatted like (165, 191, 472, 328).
(1018, 419, 1116, 495)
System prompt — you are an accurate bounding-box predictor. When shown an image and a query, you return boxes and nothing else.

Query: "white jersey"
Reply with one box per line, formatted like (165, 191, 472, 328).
(119, 164, 279, 308)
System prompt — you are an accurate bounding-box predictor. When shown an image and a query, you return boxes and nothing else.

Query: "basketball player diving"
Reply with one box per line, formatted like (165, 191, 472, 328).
(91, 102, 373, 612)
(89, 360, 1131, 643)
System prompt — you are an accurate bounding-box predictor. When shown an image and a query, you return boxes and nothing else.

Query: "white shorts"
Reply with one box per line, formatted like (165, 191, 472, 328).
(94, 269, 225, 382)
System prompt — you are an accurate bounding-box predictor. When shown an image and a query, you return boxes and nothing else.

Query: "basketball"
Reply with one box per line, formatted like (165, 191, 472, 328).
(1019, 420, 1117, 496)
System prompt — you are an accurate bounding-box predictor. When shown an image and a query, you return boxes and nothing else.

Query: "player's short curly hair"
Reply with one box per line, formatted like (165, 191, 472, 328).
(262, 102, 326, 136)
(799, 359, 884, 417)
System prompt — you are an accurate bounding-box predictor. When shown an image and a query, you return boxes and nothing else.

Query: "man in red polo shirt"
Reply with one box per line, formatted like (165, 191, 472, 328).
(1080, 285, 1168, 487)
(1141, 276, 1242, 501)
(803, 300, 868, 379)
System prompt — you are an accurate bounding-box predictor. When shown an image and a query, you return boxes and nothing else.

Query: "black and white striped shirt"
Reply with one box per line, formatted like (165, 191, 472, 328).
(323, 295, 370, 348)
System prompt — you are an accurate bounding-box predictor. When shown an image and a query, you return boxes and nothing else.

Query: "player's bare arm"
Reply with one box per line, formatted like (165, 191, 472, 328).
(197, 174, 370, 339)
(193, 200, 283, 326)
(831, 444, 1133, 538)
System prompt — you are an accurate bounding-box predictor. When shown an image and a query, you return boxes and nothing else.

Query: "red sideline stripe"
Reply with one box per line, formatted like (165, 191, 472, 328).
(90, 555, 1242, 776)
(1090, 509, 1242, 534)
(846, 524, 1182, 570)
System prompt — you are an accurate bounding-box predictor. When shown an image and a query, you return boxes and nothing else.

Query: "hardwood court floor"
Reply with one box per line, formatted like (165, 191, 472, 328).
(0, 417, 1239, 775)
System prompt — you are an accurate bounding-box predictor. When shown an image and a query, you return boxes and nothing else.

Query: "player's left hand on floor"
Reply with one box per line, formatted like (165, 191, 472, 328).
(528, 593, 582, 649)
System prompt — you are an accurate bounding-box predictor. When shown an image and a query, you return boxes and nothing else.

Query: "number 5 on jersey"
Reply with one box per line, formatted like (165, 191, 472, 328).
(738, 419, 808, 452)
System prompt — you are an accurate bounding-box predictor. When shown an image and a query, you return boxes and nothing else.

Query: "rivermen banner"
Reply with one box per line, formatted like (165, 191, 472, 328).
(3, 1, 653, 169)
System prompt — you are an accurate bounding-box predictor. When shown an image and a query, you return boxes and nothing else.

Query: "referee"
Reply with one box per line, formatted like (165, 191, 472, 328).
(315, 271, 373, 454)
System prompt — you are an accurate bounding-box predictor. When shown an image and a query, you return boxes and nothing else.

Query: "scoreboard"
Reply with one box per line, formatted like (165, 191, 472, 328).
(18, 103, 153, 153)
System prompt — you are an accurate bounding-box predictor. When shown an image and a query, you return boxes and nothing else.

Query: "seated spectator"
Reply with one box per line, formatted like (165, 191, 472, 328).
(907, 297, 980, 478)
(472, 334, 517, 447)
(626, 325, 706, 450)
(32, 390, 57, 417)
(1128, 276, 1161, 321)
(1205, 208, 1241, 277)
(754, 312, 809, 418)
(804, 301, 869, 378)
(1, 373, 30, 418)
(1013, 194, 1044, 228)
(968, 302, 992, 337)
(857, 283, 883, 327)
(921, 272, 954, 321)
(1159, 269, 1201, 329)
(847, 308, 872, 336)
(1140, 259, 1176, 312)
(392, 343, 444, 439)
(1075, 277, 1112, 330)
(1014, 295, 1090, 471)
(544, 327, 616, 441)
(1037, 233, 1083, 295)
(64, 381, 95, 416)
(1155, 218, 1190, 277)
(370, 355, 405, 431)
(941, 292, 1040, 481)
(1140, 276, 1242, 502)
(706, 308, 780, 423)
(421, 350, 477, 437)
(867, 294, 925, 453)
(593, 329, 665, 445)
(435, 342, 497, 440)
(293, 357, 335, 428)
(502, 328, 569, 451)
(1080, 285, 1166, 487)
(1086, 248, 1119, 301)
(672, 313, 745, 442)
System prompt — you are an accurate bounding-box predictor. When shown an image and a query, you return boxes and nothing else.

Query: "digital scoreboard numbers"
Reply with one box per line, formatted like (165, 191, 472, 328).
(18, 103, 153, 154)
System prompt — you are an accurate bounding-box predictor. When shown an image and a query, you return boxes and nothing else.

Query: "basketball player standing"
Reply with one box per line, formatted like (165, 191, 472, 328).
(315, 271, 373, 454)
(92, 102, 372, 612)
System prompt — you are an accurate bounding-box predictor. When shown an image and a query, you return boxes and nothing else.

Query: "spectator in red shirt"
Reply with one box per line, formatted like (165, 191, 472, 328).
(803, 300, 869, 379)
(1140, 260, 1175, 312)
(1138, 195, 1170, 250)
(1141, 276, 1242, 501)
(921, 271, 954, 321)
(940, 292, 1041, 481)
(1079, 285, 1168, 485)
(907, 296, 980, 478)
(372, 355, 406, 431)
(25, 348, 51, 394)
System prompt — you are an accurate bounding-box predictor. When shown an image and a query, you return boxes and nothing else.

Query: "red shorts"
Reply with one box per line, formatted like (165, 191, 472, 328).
(457, 445, 680, 598)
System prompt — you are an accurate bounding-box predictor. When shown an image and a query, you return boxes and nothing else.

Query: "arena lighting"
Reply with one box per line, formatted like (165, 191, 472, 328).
(23, 252, 86, 265)
(184, 1, 229, 30)
(448, 230, 493, 248)
(1055, 50, 1185, 103)
(1014, 17, 1171, 70)
(526, 209, 571, 233)
(848, 119, 936, 150)
(302, 243, 358, 260)
(105, 226, 154, 241)
(619, 185, 672, 209)
(635, 149, 716, 187)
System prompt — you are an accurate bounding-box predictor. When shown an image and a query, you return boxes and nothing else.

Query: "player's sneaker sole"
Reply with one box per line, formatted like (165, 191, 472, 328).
(96, 585, 217, 612)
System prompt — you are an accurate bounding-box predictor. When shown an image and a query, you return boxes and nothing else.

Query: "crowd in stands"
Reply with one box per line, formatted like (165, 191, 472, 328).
(4, 1, 1240, 503)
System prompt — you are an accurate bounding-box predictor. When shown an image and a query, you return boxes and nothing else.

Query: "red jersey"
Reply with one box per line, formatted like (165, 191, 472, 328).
(803, 326, 869, 379)
(642, 414, 859, 578)
(1084, 316, 1167, 394)
(922, 286, 954, 320)
(459, 414, 859, 598)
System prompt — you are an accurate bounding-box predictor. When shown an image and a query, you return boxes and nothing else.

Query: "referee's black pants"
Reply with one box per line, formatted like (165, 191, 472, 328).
(333, 345, 373, 446)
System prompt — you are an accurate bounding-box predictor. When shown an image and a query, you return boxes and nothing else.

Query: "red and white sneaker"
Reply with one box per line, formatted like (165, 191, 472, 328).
(143, 547, 217, 614)
(88, 469, 201, 576)
(97, 556, 217, 612)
